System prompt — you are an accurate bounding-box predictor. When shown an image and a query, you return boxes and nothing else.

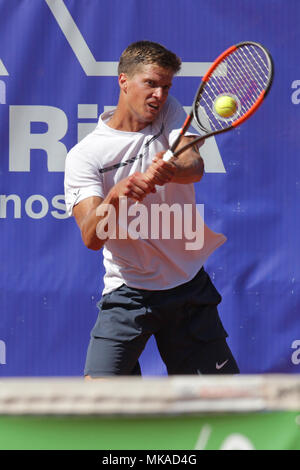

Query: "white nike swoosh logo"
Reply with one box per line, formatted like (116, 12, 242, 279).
(216, 359, 229, 370)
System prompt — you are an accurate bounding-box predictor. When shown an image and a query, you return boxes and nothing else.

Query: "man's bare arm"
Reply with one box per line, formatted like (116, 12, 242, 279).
(170, 135, 204, 183)
(73, 172, 155, 250)
(146, 136, 204, 185)
(73, 196, 105, 251)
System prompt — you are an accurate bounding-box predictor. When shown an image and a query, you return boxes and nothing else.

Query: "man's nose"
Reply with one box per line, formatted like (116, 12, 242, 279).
(153, 87, 164, 100)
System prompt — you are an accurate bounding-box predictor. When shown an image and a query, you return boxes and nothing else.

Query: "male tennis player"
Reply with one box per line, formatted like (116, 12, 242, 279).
(64, 41, 239, 377)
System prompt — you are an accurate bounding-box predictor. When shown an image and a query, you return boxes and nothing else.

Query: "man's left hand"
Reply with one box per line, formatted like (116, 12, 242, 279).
(145, 151, 177, 186)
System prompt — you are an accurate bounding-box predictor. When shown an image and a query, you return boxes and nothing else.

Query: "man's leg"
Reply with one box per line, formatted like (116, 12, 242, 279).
(84, 285, 154, 377)
(84, 335, 144, 377)
(154, 269, 239, 375)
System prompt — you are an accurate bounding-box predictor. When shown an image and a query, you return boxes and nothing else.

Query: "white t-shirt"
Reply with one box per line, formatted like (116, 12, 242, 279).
(64, 95, 226, 294)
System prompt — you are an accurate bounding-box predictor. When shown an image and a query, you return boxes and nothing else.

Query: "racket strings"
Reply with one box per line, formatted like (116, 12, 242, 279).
(223, 57, 259, 113)
(240, 46, 270, 87)
(226, 48, 268, 103)
(195, 44, 271, 132)
(221, 45, 269, 102)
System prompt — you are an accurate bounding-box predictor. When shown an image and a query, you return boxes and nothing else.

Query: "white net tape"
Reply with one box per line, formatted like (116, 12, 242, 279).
(0, 375, 299, 415)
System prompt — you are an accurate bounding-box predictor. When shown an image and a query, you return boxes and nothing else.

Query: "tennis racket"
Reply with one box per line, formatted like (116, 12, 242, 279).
(162, 41, 274, 162)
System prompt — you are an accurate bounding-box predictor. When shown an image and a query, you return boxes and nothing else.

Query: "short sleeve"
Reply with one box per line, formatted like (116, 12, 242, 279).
(64, 145, 104, 217)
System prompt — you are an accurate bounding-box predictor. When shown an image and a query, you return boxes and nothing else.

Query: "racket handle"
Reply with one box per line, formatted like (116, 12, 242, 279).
(163, 149, 174, 162)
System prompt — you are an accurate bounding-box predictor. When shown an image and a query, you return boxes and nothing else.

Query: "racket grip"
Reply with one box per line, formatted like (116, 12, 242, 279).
(163, 149, 174, 162)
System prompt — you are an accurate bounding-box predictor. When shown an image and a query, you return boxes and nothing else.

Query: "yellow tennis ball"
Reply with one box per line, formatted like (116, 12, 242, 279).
(214, 95, 237, 118)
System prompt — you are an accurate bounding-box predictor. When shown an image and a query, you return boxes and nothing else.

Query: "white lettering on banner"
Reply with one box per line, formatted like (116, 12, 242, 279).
(77, 104, 98, 119)
(0, 195, 21, 218)
(51, 195, 69, 219)
(77, 104, 99, 143)
(25, 195, 49, 219)
(0, 58, 9, 76)
(0, 194, 68, 219)
(6, 103, 224, 174)
(0, 80, 6, 104)
(291, 340, 300, 365)
(2, 0, 227, 175)
(0, 340, 6, 365)
(9, 106, 68, 172)
(77, 121, 98, 143)
(45, 0, 226, 172)
(183, 107, 225, 173)
(291, 81, 300, 104)
(45, 0, 226, 78)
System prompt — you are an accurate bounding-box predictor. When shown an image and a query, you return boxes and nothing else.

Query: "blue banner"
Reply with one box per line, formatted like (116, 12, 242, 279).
(1, 0, 300, 376)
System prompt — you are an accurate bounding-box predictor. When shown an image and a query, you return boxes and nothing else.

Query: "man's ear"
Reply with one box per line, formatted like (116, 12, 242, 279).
(119, 73, 128, 93)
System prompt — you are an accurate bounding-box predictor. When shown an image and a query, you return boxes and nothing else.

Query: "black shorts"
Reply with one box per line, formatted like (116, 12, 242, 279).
(84, 268, 239, 377)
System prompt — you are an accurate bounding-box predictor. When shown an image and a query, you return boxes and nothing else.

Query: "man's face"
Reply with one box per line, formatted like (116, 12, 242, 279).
(120, 63, 174, 129)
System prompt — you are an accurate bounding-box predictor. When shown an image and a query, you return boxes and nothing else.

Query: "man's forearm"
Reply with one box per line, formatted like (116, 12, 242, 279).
(81, 190, 120, 251)
(80, 172, 154, 250)
(170, 145, 204, 184)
